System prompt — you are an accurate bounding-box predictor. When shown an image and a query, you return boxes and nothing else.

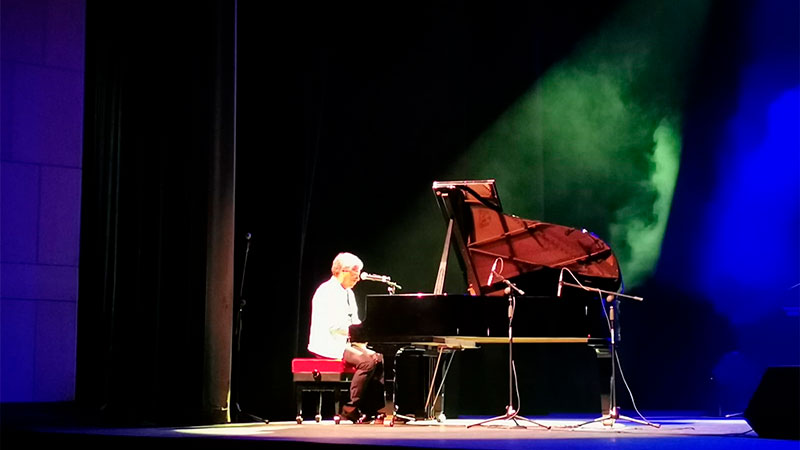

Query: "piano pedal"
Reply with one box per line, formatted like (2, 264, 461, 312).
(388, 413, 411, 426)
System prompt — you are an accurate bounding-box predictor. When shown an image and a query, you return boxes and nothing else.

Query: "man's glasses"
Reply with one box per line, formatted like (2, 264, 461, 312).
(343, 267, 362, 276)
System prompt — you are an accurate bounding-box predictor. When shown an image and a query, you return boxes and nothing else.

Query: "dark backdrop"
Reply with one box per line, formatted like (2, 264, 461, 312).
(78, 1, 236, 425)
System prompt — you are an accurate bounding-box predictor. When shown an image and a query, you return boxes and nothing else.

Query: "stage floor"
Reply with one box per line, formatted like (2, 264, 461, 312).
(4, 411, 798, 450)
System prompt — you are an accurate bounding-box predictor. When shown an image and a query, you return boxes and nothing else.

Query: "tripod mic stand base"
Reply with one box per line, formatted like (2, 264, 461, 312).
(233, 404, 269, 424)
(467, 408, 551, 430)
(574, 407, 659, 429)
(236, 412, 269, 424)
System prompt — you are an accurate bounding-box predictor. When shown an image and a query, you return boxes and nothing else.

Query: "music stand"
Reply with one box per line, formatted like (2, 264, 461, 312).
(558, 270, 659, 429)
(468, 272, 550, 430)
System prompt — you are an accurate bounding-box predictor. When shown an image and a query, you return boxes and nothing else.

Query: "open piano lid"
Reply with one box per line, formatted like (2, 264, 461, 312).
(432, 179, 621, 296)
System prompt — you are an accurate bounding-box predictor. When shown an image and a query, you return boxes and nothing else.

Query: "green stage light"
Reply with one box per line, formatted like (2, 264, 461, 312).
(365, 0, 709, 292)
(443, 0, 709, 288)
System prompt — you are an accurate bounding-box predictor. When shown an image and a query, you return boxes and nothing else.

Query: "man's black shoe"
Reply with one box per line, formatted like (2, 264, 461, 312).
(341, 405, 363, 423)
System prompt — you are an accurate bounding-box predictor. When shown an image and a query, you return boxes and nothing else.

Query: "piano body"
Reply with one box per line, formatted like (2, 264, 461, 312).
(349, 179, 623, 421)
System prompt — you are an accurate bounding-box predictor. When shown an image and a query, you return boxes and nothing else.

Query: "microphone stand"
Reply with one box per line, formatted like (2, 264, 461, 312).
(232, 233, 268, 424)
(385, 280, 401, 295)
(558, 276, 658, 429)
(468, 275, 550, 430)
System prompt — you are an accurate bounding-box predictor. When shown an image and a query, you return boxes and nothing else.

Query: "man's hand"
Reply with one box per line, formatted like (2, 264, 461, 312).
(331, 326, 349, 336)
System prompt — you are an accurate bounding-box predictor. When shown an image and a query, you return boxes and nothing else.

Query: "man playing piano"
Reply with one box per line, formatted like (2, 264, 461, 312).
(307, 252, 385, 423)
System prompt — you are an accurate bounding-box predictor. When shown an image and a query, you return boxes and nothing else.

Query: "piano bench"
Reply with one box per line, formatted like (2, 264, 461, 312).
(291, 358, 355, 424)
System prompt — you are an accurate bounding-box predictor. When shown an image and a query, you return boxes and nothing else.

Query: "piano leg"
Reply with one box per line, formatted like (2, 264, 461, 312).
(593, 344, 612, 416)
(389, 347, 416, 426)
(388, 346, 454, 423)
(368, 344, 413, 426)
(382, 348, 397, 420)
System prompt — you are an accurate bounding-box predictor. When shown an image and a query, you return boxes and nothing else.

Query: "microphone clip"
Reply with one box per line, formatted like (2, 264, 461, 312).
(501, 278, 525, 296)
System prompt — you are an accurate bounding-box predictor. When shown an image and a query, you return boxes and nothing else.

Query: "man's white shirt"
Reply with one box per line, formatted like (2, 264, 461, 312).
(307, 276, 361, 359)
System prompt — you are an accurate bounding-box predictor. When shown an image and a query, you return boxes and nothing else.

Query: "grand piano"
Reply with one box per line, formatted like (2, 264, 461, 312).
(349, 179, 624, 422)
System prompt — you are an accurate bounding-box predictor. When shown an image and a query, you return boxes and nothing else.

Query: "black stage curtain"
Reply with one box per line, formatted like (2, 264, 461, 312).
(77, 1, 236, 425)
(232, 1, 625, 421)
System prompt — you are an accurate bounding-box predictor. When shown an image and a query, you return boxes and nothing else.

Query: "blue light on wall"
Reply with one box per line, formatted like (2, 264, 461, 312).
(694, 0, 799, 414)
(697, 73, 799, 326)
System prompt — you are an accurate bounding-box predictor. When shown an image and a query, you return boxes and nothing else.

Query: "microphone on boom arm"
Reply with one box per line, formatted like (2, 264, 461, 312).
(360, 272, 402, 290)
(557, 267, 564, 297)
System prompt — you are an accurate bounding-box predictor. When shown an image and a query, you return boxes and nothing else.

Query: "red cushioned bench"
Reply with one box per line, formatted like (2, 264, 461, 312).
(291, 358, 355, 424)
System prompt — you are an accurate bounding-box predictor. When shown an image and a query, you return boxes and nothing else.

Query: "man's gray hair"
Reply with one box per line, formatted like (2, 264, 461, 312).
(331, 252, 363, 276)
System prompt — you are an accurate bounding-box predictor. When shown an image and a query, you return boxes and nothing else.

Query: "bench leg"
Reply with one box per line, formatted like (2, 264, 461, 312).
(334, 387, 342, 424)
(293, 380, 352, 424)
(316, 390, 323, 423)
(295, 385, 303, 424)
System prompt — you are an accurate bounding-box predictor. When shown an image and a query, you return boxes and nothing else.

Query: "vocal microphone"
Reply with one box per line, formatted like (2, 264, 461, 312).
(360, 272, 392, 283)
(487, 258, 500, 285)
(557, 268, 564, 297)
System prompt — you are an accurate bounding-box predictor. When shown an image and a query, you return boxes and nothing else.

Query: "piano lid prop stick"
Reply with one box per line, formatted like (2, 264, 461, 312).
(488, 257, 502, 285)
